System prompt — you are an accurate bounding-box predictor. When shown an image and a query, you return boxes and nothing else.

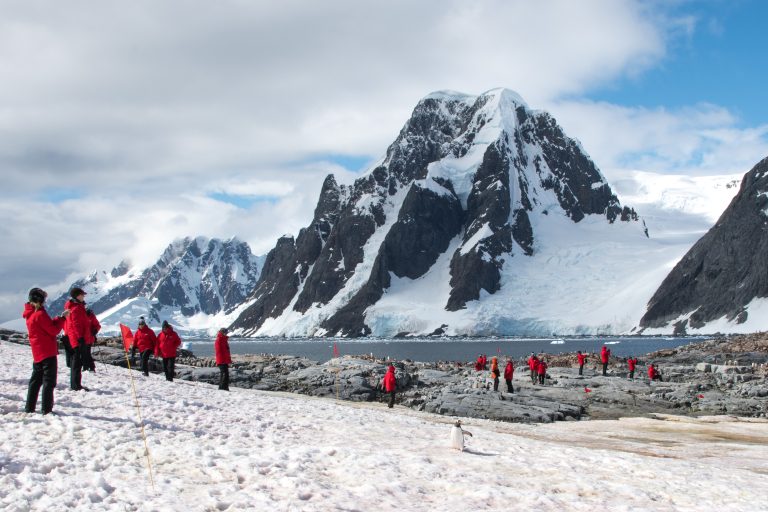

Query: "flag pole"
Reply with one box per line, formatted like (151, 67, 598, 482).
(120, 325, 156, 492)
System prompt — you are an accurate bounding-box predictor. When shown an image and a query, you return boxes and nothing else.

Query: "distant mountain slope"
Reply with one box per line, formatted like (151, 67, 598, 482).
(640, 156, 768, 334)
(46, 237, 264, 334)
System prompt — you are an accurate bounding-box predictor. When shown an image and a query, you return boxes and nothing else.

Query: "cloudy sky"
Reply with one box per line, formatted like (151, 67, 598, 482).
(1, 0, 767, 322)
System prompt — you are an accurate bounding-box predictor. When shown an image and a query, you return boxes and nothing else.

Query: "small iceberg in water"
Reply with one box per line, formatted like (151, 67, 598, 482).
(550, 339, 565, 345)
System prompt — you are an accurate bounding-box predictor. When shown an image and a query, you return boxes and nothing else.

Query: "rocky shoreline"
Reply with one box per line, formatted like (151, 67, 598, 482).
(2, 328, 766, 423)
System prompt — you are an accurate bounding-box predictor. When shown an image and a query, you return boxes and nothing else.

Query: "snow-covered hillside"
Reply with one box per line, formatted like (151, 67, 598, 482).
(231, 88, 750, 337)
(1, 237, 264, 336)
(2, 340, 767, 510)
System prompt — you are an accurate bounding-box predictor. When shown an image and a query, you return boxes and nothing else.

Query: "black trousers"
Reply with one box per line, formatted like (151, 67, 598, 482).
(62, 336, 73, 368)
(579, 364, 584, 376)
(629, 369, 635, 379)
(140, 350, 152, 376)
(83, 344, 95, 371)
(538, 373, 545, 385)
(493, 376, 499, 391)
(70, 346, 83, 390)
(163, 357, 176, 381)
(388, 390, 396, 408)
(602, 362, 608, 376)
(218, 364, 230, 390)
(505, 378, 513, 393)
(26, 356, 57, 414)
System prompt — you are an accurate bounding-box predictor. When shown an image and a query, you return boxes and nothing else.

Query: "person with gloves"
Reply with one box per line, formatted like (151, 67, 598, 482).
(132, 317, 158, 377)
(156, 320, 182, 381)
(23, 288, 69, 414)
(64, 287, 90, 390)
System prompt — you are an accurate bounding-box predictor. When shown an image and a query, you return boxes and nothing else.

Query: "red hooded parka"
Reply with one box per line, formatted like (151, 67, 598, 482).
(23, 303, 66, 363)
(600, 346, 611, 364)
(86, 311, 101, 345)
(504, 361, 514, 380)
(133, 324, 158, 353)
(383, 365, 397, 392)
(64, 299, 89, 347)
(215, 331, 231, 365)
(156, 326, 182, 358)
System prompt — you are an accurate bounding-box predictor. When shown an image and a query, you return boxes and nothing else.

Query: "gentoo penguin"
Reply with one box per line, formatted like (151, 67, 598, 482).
(450, 419, 473, 451)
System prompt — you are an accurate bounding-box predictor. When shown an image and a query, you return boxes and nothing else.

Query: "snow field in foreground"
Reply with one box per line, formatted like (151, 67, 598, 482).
(1, 341, 767, 511)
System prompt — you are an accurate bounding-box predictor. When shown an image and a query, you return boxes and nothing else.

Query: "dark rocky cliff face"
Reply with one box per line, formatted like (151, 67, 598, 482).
(640, 157, 768, 333)
(230, 89, 640, 336)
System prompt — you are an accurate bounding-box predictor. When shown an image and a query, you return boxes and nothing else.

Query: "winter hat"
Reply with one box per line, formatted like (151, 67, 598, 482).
(28, 287, 47, 304)
(138, 316, 146, 326)
(70, 287, 87, 299)
(219, 327, 228, 334)
(162, 320, 170, 329)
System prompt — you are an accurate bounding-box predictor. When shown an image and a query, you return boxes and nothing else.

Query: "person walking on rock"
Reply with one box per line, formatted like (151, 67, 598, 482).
(600, 345, 611, 376)
(490, 356, 501, 391)
(215, 328, 231, 391)
(156, 320, 182, 381)
(577, 351, 587, 376)
(84, 308, 101, 372)
(504, 359, 514, 393)
(133, 317, 158, 377)
(537, 358, 548, 385)
(23, 288, 69, 414)
(65, 287, 90, 391)
(528, 353, 539, 384)
(627, 356, 638, 380)
(382, 364, 397, 408)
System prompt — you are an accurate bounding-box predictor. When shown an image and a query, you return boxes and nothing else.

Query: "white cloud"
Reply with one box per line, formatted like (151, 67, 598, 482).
(547, 100, 768, 179)
(0, 0, 764, 322)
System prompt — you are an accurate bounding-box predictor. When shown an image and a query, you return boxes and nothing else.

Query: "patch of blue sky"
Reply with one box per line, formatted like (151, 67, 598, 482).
(586, 0, 768, 126)
(38, 188, 85, 204)
(320, 154, 375, 173)
(209, 192, 279, 209)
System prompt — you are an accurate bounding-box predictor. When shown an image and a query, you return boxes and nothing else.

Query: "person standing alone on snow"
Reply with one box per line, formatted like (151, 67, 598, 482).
(23, 288, 69, 414)
(600, 345, 611, 376)
(215, 328, 231, 391)
(382, 364, 397, 408)
(65, 287, 90, 391)
(577, 350, 587, 376)
(156, 320, 182, 381)
(133, 317, 158, 377)
(490, 356, 500, 391)
(504, 359, 514, 393)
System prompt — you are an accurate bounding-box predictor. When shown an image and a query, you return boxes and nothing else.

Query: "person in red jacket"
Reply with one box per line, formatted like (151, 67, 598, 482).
(528, 353, 539, 384)
(156, 320, 182, 381)
(132, 317, 158, 376)
(214, 327, 231, 390)
(382, 364, 397, 408)
(84, 308, 101, 372)
(600, 345, 611, 376)
(648, 363, 663, 382)
(627, 356, 638, 380)
(23, 288, 69, 414)
(65, 287, 90, 390)
(577, 351, 587, 376)
(504, 359, 514, 393)
(537, 358, 548, 385)
(474, 354, 483, 371)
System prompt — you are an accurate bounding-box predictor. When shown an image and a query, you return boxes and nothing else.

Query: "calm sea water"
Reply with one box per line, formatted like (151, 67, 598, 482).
(184, 336, 707, 363)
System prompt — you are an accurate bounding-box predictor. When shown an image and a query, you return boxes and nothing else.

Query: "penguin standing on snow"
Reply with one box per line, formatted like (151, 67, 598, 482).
(450, 419, 473, 451)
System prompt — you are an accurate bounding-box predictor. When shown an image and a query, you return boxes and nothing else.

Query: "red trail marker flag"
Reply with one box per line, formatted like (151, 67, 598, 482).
(333, 342, 339, 358)
(119, 324, 134, 353)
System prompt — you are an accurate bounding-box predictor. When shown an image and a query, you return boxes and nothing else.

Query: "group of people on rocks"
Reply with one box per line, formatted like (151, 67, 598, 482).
(22, 286, 234, 415)
(471, 346, 664, 393)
